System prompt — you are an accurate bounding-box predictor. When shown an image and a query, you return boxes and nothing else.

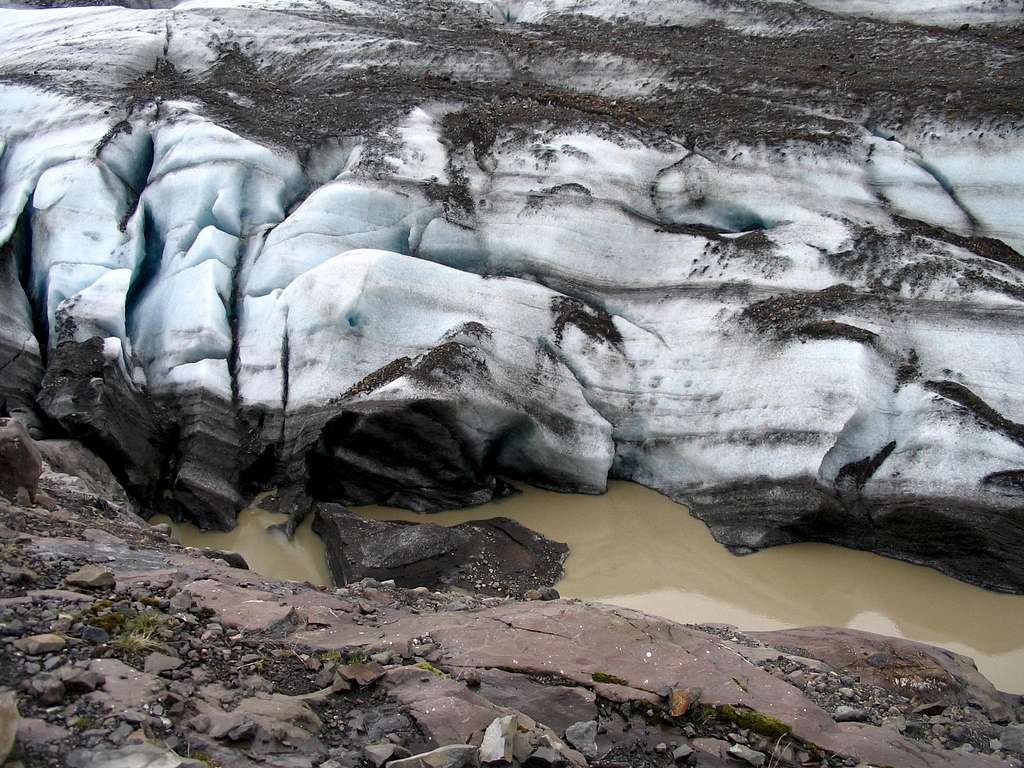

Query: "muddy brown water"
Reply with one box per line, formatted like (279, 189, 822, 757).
(162, 481, 1024, 693)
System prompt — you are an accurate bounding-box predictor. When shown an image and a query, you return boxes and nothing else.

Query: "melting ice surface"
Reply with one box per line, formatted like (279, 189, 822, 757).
(360, 482, 1024, 694)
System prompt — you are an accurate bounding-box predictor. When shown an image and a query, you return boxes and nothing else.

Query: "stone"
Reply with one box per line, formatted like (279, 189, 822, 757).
(144, 652, 184, 674)
(525, 747, 566, 767)
(59, 667, 104, 693)
(480, 714, 517, 764)
(834, 706, 869, 722)
(81, 625, 110, 644)
(672, 744, 693, 762)
(727, 744, 766, 767)
(0, 417, 42, 499)
(914, 702, 947, 717)
(387, 744, 480, 768)
(14, 633, 66, 655)
(1001, 724, 1024, 753)
(66, 742, 206, 767)
(364, 742, 397, 767)
(668, 686, 701, 718)
(336, 661, 385, 688)
(30, 673, 66, 704)
(563, 720, 598, 759)
(66, 564, 116, 589)
(313, 504, 566, 597)
(0, 691, 18, 765)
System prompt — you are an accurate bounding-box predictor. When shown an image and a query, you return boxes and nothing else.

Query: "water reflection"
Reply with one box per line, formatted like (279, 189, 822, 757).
(154, 507, 330, 587)
(359, 480, 1024, 693)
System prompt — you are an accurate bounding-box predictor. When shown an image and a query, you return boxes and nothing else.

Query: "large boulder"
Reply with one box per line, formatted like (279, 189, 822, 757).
(312, 503, 567, 595)
(35, 439, 130, 506)
(0, 416, 42, 500)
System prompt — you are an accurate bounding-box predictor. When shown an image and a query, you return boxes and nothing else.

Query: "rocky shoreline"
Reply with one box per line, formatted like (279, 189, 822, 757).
(2, 434, 1023, 768)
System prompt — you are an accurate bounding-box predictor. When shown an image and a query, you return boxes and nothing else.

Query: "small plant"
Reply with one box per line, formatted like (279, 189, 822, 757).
(71, 716, 97, 731)
(321, 650, 344, 665)
(591, 671, 628, 686)
(111, 610, 166, 654)
(345, 652, 369, 665)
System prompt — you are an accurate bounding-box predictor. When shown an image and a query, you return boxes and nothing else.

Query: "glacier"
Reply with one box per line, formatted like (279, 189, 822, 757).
(0, 0, 1022, 589)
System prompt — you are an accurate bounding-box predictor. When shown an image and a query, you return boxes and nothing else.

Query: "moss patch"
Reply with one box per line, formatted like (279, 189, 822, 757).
(591, 672, 629, 686)
(415, 661, 451, 678)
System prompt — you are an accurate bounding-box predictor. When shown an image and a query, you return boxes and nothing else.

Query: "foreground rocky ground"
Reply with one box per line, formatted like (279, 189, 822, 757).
(1, 437, 1023, 768)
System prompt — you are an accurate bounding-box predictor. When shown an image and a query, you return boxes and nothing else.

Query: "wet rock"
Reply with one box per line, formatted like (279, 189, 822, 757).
(0, 416, 42, 499)
(387, 744, 480, 768)
(14, 633, 66, 654)
(65, 564, 116, 589)
(563, 720, 598, 759)
(727, 743, 766, 767)
(314, 504, 566, 596)
(0, 691, 18, 764)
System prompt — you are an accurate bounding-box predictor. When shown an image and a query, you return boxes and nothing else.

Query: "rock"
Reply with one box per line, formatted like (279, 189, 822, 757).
(313, 504, 566, 596)
(669, 686, 702, 717)
(34, 439, 130, 506)
(144, 652, 184, 674)
(81, 625, 110, 644)
(834, 705, 869, 722)
(914, 702, 948, 716)
(672, 744, 693, 762)
(14, 633, 66, 655)
(200, 548, 249, 570)
(65, 564, 116, 589)
(364, 742, 397, 767)
(59, 667, 104, 692)
(480, 714, 517, 764)
(336, 661, 385, 688)
(563, 720, 598, 759)
(0, 417, 42, 499)
(0, 691, 18, 765)
(387, 744, 480, 768)
(169, 591, 193, 611)
(1001, 724, 1024, 753)
(37, 339, 165, 517)
(66, 742, 206, 767)
(30, 673, 66, 704)
(727, 744, 766, 767)
(525, 747, 566, 767)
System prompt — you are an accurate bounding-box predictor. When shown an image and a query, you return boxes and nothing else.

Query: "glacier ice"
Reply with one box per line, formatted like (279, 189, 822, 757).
(0, 0, 1022, 588)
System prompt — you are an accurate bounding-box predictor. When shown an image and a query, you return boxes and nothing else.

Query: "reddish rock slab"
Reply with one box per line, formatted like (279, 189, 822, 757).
(186, 579, 297, 633)
(750, 626, 1014, 722)
(86, 659, 165, 711)
(384, 666, 506, 745)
